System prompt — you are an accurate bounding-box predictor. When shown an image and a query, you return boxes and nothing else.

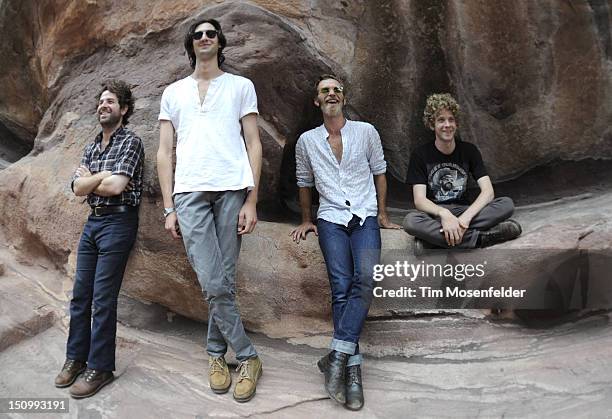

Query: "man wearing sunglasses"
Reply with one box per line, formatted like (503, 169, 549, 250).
(290, 74, 401, 411)
(157, 18, 263, 403)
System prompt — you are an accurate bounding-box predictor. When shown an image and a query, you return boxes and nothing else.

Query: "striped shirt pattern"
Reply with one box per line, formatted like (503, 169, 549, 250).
(72, 126, 145, 207)
(295, 120, 386, 226)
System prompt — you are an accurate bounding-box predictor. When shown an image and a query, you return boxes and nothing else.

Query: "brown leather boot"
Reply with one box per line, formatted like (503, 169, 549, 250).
(69, 368, 114, 399)
(54, 359, 86, 388)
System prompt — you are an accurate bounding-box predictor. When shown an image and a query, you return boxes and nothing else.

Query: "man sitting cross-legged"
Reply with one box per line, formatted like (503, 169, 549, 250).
(403, 93, 521, 255)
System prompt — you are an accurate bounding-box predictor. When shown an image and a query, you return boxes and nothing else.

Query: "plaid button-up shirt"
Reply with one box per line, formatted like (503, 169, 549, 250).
(72, 126, 145, 207)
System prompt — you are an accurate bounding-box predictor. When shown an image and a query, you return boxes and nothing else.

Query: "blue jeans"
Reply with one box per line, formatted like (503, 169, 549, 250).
(317, 215, 381, 365)
(66, 210, 138, 371)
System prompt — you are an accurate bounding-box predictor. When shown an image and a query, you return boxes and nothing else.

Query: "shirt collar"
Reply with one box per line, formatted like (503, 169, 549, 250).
(317, 118, 350, 140)
(94, 125, 126, 146)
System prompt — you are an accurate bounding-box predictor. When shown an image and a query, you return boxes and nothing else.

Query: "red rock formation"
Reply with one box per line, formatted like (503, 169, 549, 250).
(0, 0, 610, 334)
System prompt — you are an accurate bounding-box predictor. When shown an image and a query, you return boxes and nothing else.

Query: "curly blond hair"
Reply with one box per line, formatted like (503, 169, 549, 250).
(423, 93, 460, 129)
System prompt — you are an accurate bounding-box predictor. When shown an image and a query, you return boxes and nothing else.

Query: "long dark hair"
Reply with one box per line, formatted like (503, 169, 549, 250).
(184, 18, 227, 68)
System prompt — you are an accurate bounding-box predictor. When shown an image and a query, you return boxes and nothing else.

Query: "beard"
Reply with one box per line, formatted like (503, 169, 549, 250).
(321, 102, 343, 117)
(98, 110, 122, 128)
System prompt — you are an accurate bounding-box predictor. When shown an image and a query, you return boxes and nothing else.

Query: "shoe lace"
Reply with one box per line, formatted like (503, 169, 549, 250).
(347, 367, 360, 385)
(84, 369, 98, 382)
(210, 357, 225, 374)
(236, 361, 252, 382)
(491, 221, 519, 240)
(484, 228, 505, 241)
(63, 359, 76, 370)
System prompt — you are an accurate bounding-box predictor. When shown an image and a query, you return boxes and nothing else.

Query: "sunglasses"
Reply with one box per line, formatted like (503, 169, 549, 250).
(192, 30, 218, 40)
(319, 86, 344, 95)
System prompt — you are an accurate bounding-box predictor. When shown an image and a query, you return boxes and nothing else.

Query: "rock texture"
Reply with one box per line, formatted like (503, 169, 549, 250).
(0, 0, 611, 335)
(1, 1, 611, 177)
(1, 246, 611, 417)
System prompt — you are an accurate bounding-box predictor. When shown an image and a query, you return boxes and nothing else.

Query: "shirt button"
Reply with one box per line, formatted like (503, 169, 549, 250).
(345, 200, 351, 206)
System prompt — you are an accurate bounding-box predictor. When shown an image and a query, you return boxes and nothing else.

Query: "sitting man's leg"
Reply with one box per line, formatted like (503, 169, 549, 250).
(467, 196, 514, 230)
(404, 197, 521, 250)
(317, 215, 379, 410)
(467, 197, 521, 247)
(343, 215, 380, 411)
(316, 217, 355, 405)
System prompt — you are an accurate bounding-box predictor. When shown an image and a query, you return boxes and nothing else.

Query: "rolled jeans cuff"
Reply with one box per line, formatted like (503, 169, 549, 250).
(330, 338, 356, 355)
(347, 354, 363, 366)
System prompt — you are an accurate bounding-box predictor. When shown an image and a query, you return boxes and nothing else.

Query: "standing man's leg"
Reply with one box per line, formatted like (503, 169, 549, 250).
(87, 212, 138, 371)
(176, 192, 227, 357)
(211, 189, 257, 360)
(176, 191, 231, 395)
(175, 191, 260, 401)
(212, 189, 261, 402)
(70, 212, 138, 398)
(57, 220, 96, 388)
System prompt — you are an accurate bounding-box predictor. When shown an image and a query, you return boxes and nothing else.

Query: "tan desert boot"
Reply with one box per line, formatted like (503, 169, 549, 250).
(233, 356, 262, 402)
(209, 356, 231, 394)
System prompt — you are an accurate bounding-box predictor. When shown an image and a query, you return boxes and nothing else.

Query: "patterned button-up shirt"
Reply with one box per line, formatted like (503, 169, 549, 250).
(72, 126, 145, 207)
(295, 119, 387, 226)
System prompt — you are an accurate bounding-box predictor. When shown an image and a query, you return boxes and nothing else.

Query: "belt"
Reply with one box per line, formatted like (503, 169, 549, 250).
(91, 205, 136, 216)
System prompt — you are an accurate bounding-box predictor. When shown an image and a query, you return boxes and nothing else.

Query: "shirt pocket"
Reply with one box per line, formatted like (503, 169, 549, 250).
(92, 158, 116, 173)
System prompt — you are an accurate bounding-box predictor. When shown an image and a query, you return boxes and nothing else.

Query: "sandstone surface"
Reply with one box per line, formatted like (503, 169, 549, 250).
(0, 0, 611, 335)
(1, 244, 611, 417)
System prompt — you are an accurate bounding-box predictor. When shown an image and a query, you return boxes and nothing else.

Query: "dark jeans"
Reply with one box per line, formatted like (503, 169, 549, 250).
(66, 210, 138, 371)
(317, 215, 381, 364)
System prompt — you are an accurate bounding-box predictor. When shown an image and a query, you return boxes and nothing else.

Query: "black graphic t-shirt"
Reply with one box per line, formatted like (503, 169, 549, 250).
(406, 140, 488, 205)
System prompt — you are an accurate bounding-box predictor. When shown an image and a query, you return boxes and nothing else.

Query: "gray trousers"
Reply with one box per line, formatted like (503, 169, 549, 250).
(174, 190, 257, 361)
(403, 197, 514, 249)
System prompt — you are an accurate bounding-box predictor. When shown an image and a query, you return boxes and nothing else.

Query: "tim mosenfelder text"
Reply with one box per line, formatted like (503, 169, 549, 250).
(371, 260, 526, 299)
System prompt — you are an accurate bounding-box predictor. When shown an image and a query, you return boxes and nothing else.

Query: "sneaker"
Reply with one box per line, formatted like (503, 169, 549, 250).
(209, 356, 231, 394)
(233, 356, 263, 403)
(69, 368, 114, 399)
(54, 359, 86, 388)
(478, 219, 522, 248)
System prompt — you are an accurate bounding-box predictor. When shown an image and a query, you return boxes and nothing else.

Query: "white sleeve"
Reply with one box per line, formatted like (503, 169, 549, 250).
(295, 136, 315, 188)
(367, 125, 387, 175)
(240, 79, 259, 119)
(158, 86, 173, 122)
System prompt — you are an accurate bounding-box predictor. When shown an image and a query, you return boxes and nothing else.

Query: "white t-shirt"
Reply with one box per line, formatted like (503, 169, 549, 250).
(158, 73, 258, 194)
